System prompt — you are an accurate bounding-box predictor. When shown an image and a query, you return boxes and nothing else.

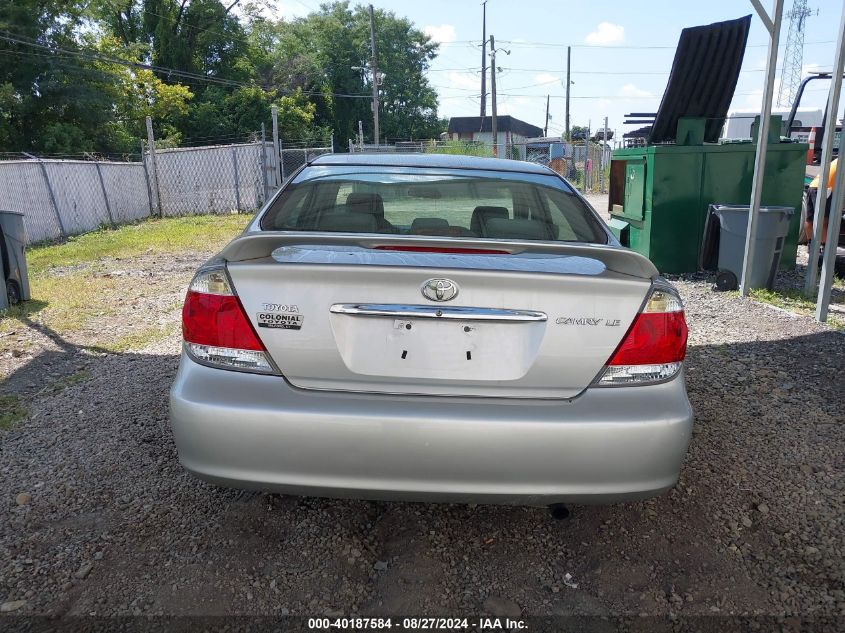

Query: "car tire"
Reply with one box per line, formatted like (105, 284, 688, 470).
(6, 279, 20, 305)
(715, 270, 738, 292)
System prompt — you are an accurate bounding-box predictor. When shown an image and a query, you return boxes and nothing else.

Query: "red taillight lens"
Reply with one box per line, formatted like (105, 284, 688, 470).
(608, 311, 688, 365)
(597, 286, 687, 386)
(181, 266, 275, 374)
(182, 291, 265, 351)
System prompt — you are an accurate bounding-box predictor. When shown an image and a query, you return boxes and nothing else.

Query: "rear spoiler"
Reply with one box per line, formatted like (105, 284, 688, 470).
(218, 232, 660, 280)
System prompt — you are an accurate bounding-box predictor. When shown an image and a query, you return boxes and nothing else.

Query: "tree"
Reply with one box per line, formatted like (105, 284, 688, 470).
(0, 0, 447, 154)
(274, 2, 444, 143)
(0, 0, 91, 152)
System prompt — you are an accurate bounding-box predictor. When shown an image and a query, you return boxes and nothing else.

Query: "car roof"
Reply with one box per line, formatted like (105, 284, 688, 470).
(310, 152, 554, 175)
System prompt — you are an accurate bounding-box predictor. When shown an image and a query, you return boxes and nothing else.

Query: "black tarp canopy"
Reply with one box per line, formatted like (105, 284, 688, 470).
(648, 15, 752, 144)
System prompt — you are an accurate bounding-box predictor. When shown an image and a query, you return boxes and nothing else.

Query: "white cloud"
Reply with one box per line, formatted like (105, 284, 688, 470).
(585, 22, 625, 46)
(497, 96, 531, 117)
(534, 73, 559, 85)
(424, 24, 457, 44)
(619, 83, 653, 98)
(446, 71, 479, 91)
(743, 88, 764, 109)
(801, 62, 829, 75)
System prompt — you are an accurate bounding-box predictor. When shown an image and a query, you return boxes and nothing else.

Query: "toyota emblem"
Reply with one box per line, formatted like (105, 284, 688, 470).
(421, 278, 459, 302)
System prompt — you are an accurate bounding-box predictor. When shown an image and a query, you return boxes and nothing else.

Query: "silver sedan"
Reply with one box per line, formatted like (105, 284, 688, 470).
(170, 154, 692, 507)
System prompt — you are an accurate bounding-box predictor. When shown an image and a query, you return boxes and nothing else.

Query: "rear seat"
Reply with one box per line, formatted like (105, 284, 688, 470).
(316, 211, 377, 233)
(484, 217, 557, 240)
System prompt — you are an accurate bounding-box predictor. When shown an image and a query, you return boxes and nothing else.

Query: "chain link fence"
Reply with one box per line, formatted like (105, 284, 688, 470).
(277, 142, 334, 183)
(0, 134, 334, 244)
(0, 157, 149, 243)
(144, 142, 266, 217)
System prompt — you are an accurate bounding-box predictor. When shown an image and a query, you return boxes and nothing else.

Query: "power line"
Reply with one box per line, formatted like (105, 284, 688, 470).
(495, 39, 835, 49)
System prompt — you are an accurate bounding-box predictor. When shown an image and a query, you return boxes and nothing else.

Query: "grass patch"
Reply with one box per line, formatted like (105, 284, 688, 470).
(104, 323, 179, 353)
(27, 214, 252, 276)
(1, 215, 252, 342)
(22, 275, 120, 332)
(0, 395, 28, 430)
(750, 285, 845, 330)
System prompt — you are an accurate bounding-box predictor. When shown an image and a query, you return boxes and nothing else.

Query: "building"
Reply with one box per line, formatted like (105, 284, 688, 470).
(446, 116, 544, 158)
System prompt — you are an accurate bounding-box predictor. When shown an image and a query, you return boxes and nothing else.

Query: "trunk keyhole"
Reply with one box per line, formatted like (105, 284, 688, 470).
(466, 351, 472, 360)
(401, 350, 408, 359)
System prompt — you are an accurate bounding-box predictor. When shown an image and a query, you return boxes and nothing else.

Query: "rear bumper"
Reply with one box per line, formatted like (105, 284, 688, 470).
(169, 356, 693, 506)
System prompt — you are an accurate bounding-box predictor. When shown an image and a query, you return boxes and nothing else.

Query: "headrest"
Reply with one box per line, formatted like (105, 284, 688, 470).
(346, 193, 385, 217)
(411, 217, 450, 233)
(470, 206, 509, 235)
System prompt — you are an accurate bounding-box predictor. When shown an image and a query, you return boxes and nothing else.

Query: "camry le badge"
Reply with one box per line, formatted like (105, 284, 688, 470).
(421, 278, 459, 302)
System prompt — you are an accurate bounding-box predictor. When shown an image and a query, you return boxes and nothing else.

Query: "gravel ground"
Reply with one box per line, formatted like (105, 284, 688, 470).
(1, 242, 844, 620)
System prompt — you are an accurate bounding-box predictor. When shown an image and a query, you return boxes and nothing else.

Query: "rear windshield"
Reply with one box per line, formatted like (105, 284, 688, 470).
(259, 168, 608, 244)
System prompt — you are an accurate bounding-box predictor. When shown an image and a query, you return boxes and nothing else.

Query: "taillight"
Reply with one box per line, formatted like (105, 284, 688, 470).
(181, 265, 275, 374)
(596, 286, 688, 386)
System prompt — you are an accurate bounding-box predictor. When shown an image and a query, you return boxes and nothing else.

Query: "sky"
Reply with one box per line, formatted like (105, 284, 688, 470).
(271, 0, 845, 140)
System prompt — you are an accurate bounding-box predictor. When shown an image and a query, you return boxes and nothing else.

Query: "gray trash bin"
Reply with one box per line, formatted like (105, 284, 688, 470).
(701, 204, 794, 291)
(0, 210, 30, 308)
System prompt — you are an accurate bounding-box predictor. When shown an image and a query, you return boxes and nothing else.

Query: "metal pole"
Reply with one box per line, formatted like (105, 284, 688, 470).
(330, 133, 334, 153)
(260, 123, 269, 204)
(279, 139, 286, 183)
(602, 116, 609, 193)
(94, 159, 115, 227)
(271, 105, 281, 187)
(565, 46, 571, 141)
(358, 120, 364, 148)
(368, 4, 380, 146)
(805, 3, 845, 295)
(140, 141, 154, 218)
(544, 94, 550, 137)
(490, 35, 497, 158)
(816, 119, 845, 320)
(586, 120, 592, 192)
(231, 146, 241, 212)
(480, 1, 487, 119)
(145, 116, 163, 218)
(740, 0, 785, 297)
(27, 154, 65, 238)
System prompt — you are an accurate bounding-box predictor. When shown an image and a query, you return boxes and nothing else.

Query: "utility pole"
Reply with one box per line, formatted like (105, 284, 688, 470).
(490, 34, 498, 157)
(368, 4, 380, 145)
(565, 46, 571, 141)
(544, 95, 550, 137)
(480, 1, 487, 119)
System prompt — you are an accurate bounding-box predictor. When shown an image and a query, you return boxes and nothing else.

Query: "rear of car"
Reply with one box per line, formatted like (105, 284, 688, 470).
(170, 155, 692, 505)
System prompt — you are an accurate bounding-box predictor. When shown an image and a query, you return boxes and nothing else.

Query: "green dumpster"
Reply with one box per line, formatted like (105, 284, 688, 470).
(607, 118, 807, 274)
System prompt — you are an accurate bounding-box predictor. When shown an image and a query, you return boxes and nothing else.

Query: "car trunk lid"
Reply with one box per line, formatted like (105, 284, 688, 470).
(224, 234, 656, 399)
